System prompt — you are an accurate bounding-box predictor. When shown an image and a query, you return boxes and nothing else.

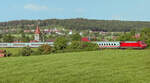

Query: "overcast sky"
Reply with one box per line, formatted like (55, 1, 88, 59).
(0, 0, 150, 22)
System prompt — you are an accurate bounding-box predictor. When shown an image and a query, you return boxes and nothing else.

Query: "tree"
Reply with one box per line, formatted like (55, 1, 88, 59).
(116, 32, 136, 41)
(54, 36, 68, 50)
(21, 33, 30, 42)
(0, 34, 3, 42)
(21, 33, 26, 38)
(140, 28, 150, 46)
(130, 29, 136, 35)
(71, 33, 81, 41)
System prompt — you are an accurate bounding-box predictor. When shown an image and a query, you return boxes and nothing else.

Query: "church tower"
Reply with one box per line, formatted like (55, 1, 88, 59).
(34, 26, 41, 42)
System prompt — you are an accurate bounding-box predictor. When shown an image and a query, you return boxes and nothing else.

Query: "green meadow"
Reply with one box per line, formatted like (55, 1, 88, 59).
(0, 49, 150, 83)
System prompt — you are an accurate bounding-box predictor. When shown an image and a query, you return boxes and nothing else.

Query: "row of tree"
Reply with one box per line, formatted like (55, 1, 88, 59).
(1, 18, 150, 32)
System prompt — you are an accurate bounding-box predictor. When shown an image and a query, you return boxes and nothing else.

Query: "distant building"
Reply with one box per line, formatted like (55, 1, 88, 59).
(24, 30, 31, 33)
(34, 26, 41, 42)
(80, 32, 83, 36)
(135, 33, 140, 39)
(69, 30, 72, 35)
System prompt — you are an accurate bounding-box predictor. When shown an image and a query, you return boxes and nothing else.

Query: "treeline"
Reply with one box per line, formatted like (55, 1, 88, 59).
(1, 18, 150, 32)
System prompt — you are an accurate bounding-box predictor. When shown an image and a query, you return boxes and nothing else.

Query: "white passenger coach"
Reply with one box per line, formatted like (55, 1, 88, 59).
(96, 42, 120, 48)
(0, 42, 53, 48)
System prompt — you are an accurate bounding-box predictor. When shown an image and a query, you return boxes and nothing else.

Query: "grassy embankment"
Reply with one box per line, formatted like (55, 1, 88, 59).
(0, 49, 150, 83)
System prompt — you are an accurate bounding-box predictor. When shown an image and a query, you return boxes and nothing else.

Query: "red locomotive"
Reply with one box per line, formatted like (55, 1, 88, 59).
(120, 41, 147, 49)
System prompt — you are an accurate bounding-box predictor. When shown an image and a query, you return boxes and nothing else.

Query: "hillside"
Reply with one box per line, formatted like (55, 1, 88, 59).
(1, 18, 150, 32)
(0, 50, 150, 83)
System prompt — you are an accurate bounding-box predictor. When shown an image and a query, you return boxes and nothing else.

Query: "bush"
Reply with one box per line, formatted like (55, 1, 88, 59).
(67, 41, 99, 52)
(37, 44, 51, 54)
(4, 51, 12, 57)
(20, 47, 33, 56)
(81, 42, 99, 51)
(71, 33, 81, 41)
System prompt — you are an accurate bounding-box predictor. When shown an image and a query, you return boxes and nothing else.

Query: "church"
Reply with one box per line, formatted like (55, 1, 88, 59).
(34, 26, 41, 42)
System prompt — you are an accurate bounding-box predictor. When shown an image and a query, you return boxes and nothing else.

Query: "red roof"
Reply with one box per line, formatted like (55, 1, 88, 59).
(81, 37, 90, 42)
(30, 40, 39, 43)
(12, 41, 24, 43)
(35, 26, 40, 34)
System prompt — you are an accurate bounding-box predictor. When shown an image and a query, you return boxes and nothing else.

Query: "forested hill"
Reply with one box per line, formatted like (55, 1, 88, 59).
(0, 18, 150, 32)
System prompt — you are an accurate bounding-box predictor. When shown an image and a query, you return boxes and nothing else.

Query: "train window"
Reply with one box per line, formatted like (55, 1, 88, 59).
(3, 44, 8, 46)
(13, 44, 25, 46)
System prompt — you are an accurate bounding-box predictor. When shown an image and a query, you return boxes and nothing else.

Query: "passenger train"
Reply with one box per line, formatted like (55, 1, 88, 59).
(0, 41, 147, 49)
(96, 41, 147, 49)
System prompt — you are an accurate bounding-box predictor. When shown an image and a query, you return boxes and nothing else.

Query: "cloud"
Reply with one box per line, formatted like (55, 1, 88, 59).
(24, 4, 64, 12)
(24, 4, 48, 11)
(49, 8, 64, 12)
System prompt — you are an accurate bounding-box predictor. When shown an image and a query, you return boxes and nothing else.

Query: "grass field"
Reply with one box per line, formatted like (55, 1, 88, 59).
(0, 49, 150, 83)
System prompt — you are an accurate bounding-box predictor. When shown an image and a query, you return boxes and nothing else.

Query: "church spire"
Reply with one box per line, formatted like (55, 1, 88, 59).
(35, 26, 40, 34)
